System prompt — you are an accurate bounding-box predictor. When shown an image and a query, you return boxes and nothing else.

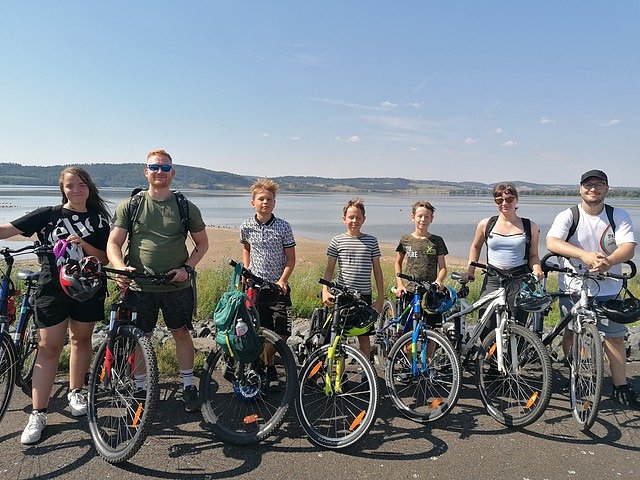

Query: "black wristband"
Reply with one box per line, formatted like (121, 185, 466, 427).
(182, 264, 194, 274)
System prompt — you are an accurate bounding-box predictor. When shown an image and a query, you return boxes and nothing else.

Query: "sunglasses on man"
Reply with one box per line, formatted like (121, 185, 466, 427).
(147, 164, 173, 172)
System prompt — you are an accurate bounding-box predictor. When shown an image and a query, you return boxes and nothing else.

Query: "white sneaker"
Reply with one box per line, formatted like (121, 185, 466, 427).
(21, 411, 47, 444)
(67, 389, 87, 416)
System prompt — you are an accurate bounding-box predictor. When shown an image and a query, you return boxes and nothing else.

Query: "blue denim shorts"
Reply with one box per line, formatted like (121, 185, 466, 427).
(559, 294, 626, 338)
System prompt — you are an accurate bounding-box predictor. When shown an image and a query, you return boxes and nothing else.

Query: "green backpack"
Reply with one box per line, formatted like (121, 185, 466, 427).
(213, 263, 264, 363)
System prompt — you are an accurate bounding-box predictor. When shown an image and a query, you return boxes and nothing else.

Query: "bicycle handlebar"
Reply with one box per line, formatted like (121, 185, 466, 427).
(228, 259, 268, 286)
(102, 266, 176, 284)
(396, 272, 437, 292)
(541, 253, 636, 280)
(1, 241, 52, 259)
(318, 278, 366, 300)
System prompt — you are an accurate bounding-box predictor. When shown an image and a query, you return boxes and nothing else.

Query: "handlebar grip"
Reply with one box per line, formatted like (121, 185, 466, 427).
(318, 278, 333, 288)
(469, 261, 486, 269)
(228, 259, 238, 267)
(397, 272, 415, 281)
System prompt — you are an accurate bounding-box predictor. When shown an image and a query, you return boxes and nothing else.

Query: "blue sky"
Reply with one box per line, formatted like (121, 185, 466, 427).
(1, 1, 638, 185)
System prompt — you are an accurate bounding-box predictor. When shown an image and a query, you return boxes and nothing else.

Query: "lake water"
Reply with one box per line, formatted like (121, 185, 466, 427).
(2, 186, 640, 260)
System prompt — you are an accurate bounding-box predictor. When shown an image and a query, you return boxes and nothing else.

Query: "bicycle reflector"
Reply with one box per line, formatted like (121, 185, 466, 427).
(597, 288, 640, 325)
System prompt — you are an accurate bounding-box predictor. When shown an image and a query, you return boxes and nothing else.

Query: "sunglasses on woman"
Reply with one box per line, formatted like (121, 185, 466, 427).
(147, 164, 173, 172)
(494, 196, 516, 205)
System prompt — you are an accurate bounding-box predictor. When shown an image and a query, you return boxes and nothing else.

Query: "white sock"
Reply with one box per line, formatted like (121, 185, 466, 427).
(181, 369, 194, 389)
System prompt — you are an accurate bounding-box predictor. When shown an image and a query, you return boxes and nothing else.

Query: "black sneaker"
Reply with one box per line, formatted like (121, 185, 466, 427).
(266, 365, 280, 388)
(182, 385, 201, 412)
(611, 384, 640, 409)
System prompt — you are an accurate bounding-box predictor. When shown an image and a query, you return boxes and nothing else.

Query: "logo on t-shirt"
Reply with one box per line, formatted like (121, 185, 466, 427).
(600, 225, 617, 255)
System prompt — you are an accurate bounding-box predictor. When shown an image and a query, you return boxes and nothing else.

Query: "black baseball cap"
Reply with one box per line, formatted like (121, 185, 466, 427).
(580, 169, 608, 184)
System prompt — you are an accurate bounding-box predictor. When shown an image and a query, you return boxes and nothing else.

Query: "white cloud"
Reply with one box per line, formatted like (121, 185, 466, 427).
(465, 137, 478, 144)
(381, 101, 398, 108)
(290, 53, 324, 66)
(289, 136, 301, 141)
(539, 116, 554, 124)
(310, 97, 385, 111)
(502, 140, 519, 147)
(406, 102, 423, 109)
(605, 119, 620, 126)
(409, 147, 419, 151)
(346, 135, 362, 143)
(261, 133, 270, 137)
(494, 127, 504, 134)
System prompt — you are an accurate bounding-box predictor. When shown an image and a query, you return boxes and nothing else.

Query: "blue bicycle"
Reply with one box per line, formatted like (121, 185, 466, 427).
(384, 273, 461, 423)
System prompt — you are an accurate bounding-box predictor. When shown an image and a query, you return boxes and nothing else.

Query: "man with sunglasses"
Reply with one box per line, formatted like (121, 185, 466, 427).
(547, 169, 639, 408)
(107, 149, 209, 411)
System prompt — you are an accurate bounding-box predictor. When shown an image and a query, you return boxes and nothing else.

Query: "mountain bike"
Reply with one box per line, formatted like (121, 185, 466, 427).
(384, 273, 461, 423)
(528, 253, 636, 431)
(0, 242, 50, 422)
(442, 261, 553, 427)
(86, 266, 175, 464)
(373, 288, 412, 366)
(200, 260, 297, 445)
(295, 279, 379, 449)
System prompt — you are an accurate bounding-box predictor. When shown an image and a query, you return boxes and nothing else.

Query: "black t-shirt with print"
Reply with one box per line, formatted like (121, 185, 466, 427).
(11, 206, 110, 288)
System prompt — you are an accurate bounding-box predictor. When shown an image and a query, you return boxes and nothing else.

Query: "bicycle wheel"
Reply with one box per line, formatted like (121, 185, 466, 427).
(0, 333, 17, 423)
(385, 329, 461, 423)
(16, 310, 38, 395)
(570, 322, 603, 431)
(476, 323, 552, 427)
(374, 300, 395, 365)
(296, 342, 378, 449)
(87, 325, 159, 464)
(200, 328, 297, 445)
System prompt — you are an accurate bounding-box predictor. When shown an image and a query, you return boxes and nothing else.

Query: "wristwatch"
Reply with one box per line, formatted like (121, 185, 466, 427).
(182, 264, 194, 275)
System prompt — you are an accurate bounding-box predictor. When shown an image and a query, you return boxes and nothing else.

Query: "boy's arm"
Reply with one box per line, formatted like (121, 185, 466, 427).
(436, 254, 447, 289)
(277, 246, 296, 291)
(372, 257, 384, 312)
(394, 251, 406, 295)
(322, 256, 337, 306)
(242, 242, 251, 268)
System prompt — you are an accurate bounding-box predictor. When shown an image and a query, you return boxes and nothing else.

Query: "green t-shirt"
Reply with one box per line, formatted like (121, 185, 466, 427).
(113, 192, 206, 292)
(396, 233, 448, 284)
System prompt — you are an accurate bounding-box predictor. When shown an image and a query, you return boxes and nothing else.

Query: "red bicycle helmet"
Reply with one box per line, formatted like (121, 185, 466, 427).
(59, 256, 103, 302)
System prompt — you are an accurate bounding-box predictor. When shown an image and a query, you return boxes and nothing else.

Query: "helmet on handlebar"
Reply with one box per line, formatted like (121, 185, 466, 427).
(597, 289, 640, 325)
(59, 256, 103, 302)
(422, 286, 457, 314)
(341, 303, 378, 337)
(515, 279, 552, 312)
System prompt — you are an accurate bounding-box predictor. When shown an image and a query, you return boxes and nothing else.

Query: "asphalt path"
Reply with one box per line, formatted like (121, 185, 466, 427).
(1, 362, 639, 480)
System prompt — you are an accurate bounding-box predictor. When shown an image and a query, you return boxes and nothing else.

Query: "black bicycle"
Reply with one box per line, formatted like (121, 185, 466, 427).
(0, 242, 50, 422)
(86, 266, 175, 464)
(199, 260, 297, 445)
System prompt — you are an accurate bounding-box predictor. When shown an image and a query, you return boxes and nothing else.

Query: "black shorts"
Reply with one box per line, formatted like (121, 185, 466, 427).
(35, 284, 105, 329)
(126, 287, 194, 333)
(257, 288, 292, 337)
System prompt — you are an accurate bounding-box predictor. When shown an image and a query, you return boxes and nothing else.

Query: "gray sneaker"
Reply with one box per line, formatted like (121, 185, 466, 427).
(67, 389, 87, 417)
(21, 411, 47, 444)
(182, 385, 201, 412)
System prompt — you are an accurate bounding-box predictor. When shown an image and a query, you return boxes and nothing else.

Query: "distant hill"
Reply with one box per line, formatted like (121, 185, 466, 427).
(0, 162, 638, 197)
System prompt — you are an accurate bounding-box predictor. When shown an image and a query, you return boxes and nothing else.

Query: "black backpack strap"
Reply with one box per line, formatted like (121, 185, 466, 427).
(171, 190, 190, 237)
(565, 205, 580, 242)
(127, 190, 146, 235)
(605, 204, 616, 232)
(522, 217, 532, 262)
(483, 216, 499, 262)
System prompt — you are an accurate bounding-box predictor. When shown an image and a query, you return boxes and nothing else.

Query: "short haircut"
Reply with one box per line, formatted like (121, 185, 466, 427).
(343, 197, 365, 216)
(412, 201, 435, 215)
(146, 149, 172, 162)
(492, 182, 519, 199)
(251, 178, 279, 198)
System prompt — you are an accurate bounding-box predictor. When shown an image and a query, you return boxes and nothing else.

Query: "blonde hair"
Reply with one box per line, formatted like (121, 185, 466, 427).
(146, 149, 173, 162)
(251, 178, 279, 198)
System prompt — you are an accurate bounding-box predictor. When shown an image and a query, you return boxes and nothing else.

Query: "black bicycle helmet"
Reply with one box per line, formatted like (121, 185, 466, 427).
(59, 256, 103, 302)
(341, 303, 377, 337)
(422, 287, 457, 314)
(597, 289, 640, 325)
(515, 280, 552, 313)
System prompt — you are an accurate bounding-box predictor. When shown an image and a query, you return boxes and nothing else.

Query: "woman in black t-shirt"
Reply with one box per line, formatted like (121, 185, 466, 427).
(0, 166, 110, 445)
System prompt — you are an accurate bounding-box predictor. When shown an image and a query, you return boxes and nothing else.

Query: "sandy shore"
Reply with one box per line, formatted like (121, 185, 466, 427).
(198, 226, 467, 270)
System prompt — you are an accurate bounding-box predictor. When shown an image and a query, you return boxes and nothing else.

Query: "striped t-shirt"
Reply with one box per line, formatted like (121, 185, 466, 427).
(327, 233, 381, 294)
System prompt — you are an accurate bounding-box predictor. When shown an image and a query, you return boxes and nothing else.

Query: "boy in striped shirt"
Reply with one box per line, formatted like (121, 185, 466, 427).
(322, 198, 384, 359)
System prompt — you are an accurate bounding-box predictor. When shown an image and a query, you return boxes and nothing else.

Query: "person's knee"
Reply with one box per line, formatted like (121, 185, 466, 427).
(171, 327, 194, 343)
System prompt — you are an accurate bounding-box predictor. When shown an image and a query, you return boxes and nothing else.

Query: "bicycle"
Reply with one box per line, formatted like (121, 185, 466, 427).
(86, 265, 175, 464)
(442, 261, 553, 427)
(0, 242, 50, 422)
(528, 253, 636, 431)
(373, 288, 412, 366)
(384, 273, 461, 423)
(295, 279, 379, 449)
(199, 260, 297, 445)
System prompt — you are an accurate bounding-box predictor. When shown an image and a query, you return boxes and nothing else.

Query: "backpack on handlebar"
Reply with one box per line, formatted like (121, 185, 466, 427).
(213, 262, 264, 363)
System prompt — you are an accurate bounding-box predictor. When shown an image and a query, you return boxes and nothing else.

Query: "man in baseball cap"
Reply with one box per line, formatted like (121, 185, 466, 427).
(580, 169, 608, 185)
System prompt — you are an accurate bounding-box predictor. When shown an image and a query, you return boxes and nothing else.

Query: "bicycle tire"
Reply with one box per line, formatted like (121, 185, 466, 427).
(0, 332, 17, 423)
(476, 323, 552, 427)
(16, 310, 38, 395)
(87, 325, 159, 464)
(374, 300, 395, 366)
(570, 322, 603, 431)
(200, 328, 297, 445)
(385, 329, 461, 423)
(296, 342, 378, 449)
